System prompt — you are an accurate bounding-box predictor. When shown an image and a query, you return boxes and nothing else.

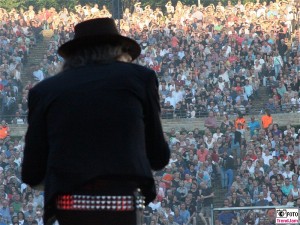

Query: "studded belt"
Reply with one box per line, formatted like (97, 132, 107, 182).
(56, 189, 145, 211)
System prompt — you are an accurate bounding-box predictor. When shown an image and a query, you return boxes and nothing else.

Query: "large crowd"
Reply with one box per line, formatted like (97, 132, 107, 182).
(0, 1, 300, 225)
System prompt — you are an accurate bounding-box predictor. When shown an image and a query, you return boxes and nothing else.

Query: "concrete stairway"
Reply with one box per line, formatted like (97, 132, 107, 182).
(250, 86, 270, 114)
(213, 183, 227, 208)
(21, 29, 54, 85)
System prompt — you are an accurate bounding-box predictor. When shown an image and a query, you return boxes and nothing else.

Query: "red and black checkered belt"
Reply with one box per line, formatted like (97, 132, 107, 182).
(56, 189, 145, 211)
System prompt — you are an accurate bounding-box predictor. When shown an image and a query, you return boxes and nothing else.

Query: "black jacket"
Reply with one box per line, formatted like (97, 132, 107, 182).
(21, 61, 170, 224)
(223, 155, 235, 170)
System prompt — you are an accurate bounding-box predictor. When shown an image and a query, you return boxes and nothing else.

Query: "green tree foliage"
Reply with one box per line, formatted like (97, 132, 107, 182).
(0, 0, 24, 10)
(0, 0, 258, 12)
(122, 0, 137, 11)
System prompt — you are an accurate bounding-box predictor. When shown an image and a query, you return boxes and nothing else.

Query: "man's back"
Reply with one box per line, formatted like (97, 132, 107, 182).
(22, 61, 170, 222)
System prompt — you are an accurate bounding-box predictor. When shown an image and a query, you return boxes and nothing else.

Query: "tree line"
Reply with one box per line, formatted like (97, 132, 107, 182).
(0, 0, 261, 13)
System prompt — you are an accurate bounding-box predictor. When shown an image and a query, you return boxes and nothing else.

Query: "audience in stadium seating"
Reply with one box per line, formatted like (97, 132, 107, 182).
(0, 1, 299, 225)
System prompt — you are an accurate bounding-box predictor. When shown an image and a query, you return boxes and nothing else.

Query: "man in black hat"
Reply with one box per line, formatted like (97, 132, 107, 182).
(21, 18, 170, 225)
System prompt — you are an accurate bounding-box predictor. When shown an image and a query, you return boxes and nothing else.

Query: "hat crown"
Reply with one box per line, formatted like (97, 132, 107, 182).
(74, 18, 119, 39)
(58, 18, 141, 60)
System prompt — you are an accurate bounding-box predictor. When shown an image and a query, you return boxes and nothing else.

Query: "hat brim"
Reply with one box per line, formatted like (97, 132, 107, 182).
(58, 34, 141, 60)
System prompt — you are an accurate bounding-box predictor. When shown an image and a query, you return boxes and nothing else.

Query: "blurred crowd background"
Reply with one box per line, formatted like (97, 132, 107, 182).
(0, 0, 300, 225)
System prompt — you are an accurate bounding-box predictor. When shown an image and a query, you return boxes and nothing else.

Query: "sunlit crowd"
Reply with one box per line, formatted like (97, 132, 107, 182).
(0, 1, 300, 225)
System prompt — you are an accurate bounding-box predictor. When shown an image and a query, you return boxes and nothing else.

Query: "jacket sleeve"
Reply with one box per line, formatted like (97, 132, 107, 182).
(21, 88, 48, 186)
(144, 71, 170, 170)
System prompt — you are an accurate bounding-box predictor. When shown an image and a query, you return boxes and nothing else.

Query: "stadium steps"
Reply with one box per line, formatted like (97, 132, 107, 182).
(248, 86, 269, 115)
(21, 29, 54, 85)
(213, 188, 227, 208)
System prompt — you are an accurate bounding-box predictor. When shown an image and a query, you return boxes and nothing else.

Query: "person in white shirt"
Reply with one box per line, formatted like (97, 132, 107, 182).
(284, 9, 294, 32)
(222, 43, 231, 57)
(273, 51, 283, 77)
(217, 78, 225, 91)
(218, 68, 230, 83)
(244, 80, 253, 99)
(168, 80, 176, 92)
(213, 128, 223, 142)
(91, 4, 99, 14)
(246, 159, 255, 175)
(256, 54, 265, 65)
(177, 46, 185, 59)
(160, 45, 169, 57)
(32, 65, 44, 81)
(148, 198, 162, 211)
(165, 93, 176, 108)
(282, 164, 294, 179)
(253, 60, 262, 76)
(235, 0, 245, 12)
(165, 1, 174, 14)
(261, 42, 272, 56)
(172, 86, 184, 105)
(35, 210, 44, 225)
(262, 149, 273, 166)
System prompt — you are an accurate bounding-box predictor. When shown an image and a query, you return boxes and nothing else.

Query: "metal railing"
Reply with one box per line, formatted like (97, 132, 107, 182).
(0, 115, 27, 125)
(0, 102, 300, 124)
(211, 205, 297, 225)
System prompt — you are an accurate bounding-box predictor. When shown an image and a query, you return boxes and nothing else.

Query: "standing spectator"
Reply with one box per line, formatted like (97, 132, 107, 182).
(218, 210, 236, 225)
(220, 150, 235, 190)
(199, 182, 214, 225)
(247, 116, 260, 137)
(162, 101, 174, 119)
(244, 80, 253, 100)
(273, 51, 283, 78)
(204, 111, 218, 131)
(261, 109, 273, 130)
(0, 123, 9, 140)
(230, 127, 242, 166)
(234, 112, 246, 129)
(277, 39, 288, 63)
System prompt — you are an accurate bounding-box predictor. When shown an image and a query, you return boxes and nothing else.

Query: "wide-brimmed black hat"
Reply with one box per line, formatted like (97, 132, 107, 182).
(58, 18, 141, 60)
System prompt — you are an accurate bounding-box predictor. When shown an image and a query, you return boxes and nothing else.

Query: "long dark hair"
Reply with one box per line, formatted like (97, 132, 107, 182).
(61, 44, 128, 71)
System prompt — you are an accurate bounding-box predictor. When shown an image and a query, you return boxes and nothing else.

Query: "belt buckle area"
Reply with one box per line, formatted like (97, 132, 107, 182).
(56, 191, 145, 211)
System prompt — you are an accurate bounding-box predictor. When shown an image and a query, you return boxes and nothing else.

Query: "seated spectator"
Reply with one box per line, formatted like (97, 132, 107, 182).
(204, 111, 218, 131)
(162, 101, 174, 119)
(281, 178, 293, 197)
(32, 65, 44, 81)
(255, 192, 269, 206)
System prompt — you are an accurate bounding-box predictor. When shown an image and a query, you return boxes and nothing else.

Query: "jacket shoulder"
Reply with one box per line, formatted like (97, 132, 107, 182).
(127, 63, 157, 77)
(29, 71, 67, 93)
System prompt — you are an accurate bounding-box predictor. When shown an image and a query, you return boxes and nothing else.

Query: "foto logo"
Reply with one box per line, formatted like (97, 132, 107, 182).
(276, 208, 299, 224)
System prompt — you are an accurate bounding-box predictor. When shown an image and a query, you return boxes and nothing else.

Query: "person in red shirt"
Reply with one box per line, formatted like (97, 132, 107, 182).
(228, 52, 238, 63)
(197, 145, 209, 163)
(0, 123, 9, 140)
(211, 149, 220, 164)
(244, 149, 257, 161)
(261, 109, 273, 129)
(162, 167, 173, 189)
(174, 75, 185, 87)
(234, 112, 246, 129)
(170, 32, 179, 48)
(150, 61, 161, 73)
